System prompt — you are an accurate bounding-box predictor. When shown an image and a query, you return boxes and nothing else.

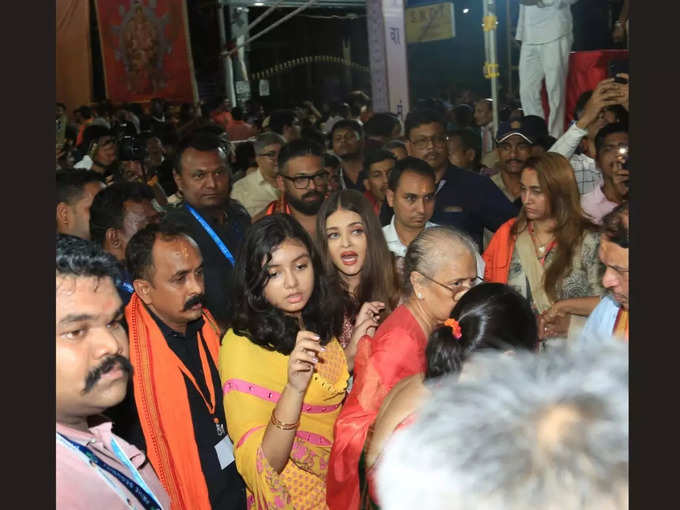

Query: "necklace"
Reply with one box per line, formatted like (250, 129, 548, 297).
(528, 222, 556, 259)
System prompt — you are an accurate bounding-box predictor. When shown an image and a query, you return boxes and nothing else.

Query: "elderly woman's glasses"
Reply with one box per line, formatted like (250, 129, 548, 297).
(419, 272, 484, 295)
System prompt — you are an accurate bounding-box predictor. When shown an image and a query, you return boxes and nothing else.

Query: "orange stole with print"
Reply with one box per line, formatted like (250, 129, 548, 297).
(265, 196, 292, 216)
(219, 329, 349, 510)
(126, 293, 221, 510)
(613, 308, 629, 342)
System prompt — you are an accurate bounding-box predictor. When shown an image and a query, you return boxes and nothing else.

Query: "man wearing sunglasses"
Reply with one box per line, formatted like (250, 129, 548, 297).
(263, 139, 329, 238)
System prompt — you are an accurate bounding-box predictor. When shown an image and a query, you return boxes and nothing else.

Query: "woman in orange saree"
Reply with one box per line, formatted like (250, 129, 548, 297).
(326, 226, 481, 510)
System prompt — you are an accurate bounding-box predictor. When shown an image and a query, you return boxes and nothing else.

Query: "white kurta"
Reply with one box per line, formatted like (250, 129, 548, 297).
(516, 0, 579, 139)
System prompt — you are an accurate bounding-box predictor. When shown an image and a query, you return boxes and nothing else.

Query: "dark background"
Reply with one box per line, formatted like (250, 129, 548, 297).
(90, 0, 627, 108)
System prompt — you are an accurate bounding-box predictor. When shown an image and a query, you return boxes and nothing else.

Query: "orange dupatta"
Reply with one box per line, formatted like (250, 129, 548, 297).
(327, 305, 427, 510)
(126, 293, 221, 510)
(482, 218, 517, 283)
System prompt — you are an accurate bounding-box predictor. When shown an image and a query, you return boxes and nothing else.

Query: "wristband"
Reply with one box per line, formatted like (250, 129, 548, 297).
(270, 410, 300, 431)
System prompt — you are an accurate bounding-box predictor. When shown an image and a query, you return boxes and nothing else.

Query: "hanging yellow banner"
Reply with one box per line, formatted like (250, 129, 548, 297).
(405, 2, 456, 44)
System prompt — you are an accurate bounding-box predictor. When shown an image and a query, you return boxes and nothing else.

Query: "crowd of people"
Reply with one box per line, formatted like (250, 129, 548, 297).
(56, 67, 630, 509)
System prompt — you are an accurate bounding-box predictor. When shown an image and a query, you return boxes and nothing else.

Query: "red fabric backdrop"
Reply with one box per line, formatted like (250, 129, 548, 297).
(94, 0, 197, 103)
(541, 49, 629, 131)
(56, 0, 92, 112)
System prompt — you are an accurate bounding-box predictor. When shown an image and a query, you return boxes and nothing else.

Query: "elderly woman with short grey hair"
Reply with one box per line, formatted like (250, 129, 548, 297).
(326, 226, 481, 510)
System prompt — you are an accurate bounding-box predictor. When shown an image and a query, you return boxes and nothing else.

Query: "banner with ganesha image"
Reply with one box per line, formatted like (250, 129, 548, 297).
(95, 0, 198, 103)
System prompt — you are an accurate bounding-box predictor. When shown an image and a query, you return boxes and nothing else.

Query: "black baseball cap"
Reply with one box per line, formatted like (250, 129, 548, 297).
(496, 119, 535, 145)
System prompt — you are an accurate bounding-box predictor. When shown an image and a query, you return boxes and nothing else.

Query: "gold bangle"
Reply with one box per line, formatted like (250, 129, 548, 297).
(270, 410, 299, 431)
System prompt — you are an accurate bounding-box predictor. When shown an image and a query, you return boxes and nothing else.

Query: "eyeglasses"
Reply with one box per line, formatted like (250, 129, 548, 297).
(419, 272, 484, 295)
(281, 170, 329, 189)
(410, 135, 448, 150)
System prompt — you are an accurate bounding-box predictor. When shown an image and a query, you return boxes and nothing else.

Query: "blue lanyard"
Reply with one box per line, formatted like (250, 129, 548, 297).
(57, 433, 163, 510)
(120, 281, 134, 294)
(184, 204, 235, 266)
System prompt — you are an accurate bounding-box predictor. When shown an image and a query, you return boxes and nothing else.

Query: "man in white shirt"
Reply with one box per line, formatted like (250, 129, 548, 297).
(474, 98, 495, 158)
(383, 157, 437, 258)
(230, 132, 285, 217)
(516, 0, 580, 139)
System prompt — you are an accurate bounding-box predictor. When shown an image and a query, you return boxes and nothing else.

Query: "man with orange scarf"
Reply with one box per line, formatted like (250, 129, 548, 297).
(124, 221, 246, 509)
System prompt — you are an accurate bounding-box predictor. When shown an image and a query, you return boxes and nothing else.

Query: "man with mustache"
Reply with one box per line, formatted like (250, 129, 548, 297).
(166, 131, 250, 332)
(122, 221, 247, 509)
(406, 109, 518, 250)
(56, 234, 170, 509)
(492, 119, 536, 207)
(263, 139, 329, 238)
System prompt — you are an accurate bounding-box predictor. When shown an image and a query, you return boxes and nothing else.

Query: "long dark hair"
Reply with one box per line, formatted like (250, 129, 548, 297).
(231, 214, 344, 354)
(316, 189, 400, 320)
(425, 283, 538, 380)
(511, 153, 599, 301)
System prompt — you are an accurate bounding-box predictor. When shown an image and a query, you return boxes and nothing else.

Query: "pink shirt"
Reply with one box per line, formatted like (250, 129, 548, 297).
(580, 185, 618, 225)
(56, 419, 170, 510)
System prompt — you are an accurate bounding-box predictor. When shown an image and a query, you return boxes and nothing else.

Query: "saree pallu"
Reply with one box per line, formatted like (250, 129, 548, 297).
(327, 305, 427, 510)
(359, 412, 417, 510)
(219, 329, 349, 509)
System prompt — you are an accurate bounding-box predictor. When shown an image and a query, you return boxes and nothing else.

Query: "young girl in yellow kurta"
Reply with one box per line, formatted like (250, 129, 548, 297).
(219, 214, 373, 509)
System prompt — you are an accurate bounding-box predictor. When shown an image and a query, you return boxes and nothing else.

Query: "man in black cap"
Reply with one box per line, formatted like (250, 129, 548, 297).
(491, 119, 536, 207)
(405, 108, 518, 250)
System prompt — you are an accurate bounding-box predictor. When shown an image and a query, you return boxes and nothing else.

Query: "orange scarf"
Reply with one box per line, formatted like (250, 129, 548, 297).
(126, 293, 222, 510)
(482, 218, 517, 283)
(265, 195, 292, 216)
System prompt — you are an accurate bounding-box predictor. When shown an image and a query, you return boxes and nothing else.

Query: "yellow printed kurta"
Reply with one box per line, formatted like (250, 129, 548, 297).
(219, 329, 348, 509)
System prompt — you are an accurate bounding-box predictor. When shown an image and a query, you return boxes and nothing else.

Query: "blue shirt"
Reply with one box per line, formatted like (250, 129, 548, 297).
(580, 294, 622, 343)
(432, 164, 520, 249)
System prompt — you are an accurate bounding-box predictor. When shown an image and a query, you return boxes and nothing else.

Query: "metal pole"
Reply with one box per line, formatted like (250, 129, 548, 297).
(482, 0, 499, 138)
(506, 0, 513, 98)
(217, 0, 236, 105)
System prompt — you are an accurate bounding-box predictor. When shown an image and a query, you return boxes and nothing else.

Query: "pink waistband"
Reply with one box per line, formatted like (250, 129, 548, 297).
(295, 430, 331, 447)
(223, 378, 341, 414)
(236, 424, 330, 449)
